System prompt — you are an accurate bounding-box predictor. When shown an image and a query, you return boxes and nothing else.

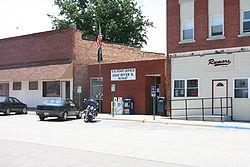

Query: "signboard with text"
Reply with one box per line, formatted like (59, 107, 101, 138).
(111, 68, 136, 81)
(206, 55, 234, 72)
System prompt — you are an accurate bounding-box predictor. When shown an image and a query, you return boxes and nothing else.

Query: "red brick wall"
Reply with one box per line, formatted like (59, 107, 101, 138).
(88, 59, 167, 115)
(167, 0, 250, 54)
(73, 30, 166, 103)
(0, 27, 75, 67)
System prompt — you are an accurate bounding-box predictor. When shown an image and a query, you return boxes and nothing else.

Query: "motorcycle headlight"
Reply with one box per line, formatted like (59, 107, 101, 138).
(90, 106, 94, 110)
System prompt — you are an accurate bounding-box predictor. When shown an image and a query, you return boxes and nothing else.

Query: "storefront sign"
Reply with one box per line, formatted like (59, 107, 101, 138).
(111, 68, 136, 81)
(208, 59, 231, 67)
(206, 55, 234, 72)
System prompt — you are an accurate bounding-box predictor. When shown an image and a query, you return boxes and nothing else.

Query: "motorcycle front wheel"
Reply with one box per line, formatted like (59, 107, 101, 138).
(84, 115, 90, 122)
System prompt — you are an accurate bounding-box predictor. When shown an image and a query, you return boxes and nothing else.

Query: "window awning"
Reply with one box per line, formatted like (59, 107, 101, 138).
(0, 63, 73, 82)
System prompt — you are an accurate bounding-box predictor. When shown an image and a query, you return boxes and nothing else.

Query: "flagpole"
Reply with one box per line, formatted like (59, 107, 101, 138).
(99, 54, 102, 113)
(98, 23, 102, 113)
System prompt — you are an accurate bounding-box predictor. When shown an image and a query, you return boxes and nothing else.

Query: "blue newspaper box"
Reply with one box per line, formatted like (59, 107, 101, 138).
(123, 99, 134, 114)
(157, 97, 166, 114)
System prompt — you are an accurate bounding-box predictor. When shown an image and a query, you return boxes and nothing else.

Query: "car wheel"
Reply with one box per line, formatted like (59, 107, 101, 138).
(4, 108, 11, 115)
(22, 108, 27, 114)
(39, 116, 45, 121)
(76, 112, 82, 119)
(60, 112, 68, 121)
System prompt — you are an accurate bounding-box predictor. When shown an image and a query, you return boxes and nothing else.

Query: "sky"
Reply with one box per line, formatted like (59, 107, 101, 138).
(0, 0, 166, 54)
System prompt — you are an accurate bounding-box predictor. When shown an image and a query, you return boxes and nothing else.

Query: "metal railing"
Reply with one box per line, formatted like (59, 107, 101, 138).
(167, 97, 233, 122)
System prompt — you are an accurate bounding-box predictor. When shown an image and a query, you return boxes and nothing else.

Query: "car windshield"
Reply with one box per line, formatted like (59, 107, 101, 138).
(43, 99, 65, 106)
(0, 97, 6, 102)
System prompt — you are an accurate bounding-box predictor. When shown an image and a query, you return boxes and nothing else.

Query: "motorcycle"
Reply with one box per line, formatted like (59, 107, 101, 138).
(82, 98, 99, 122)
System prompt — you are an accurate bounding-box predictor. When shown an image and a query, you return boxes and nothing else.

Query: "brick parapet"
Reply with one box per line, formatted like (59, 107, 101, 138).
(0, 27, 75, 68)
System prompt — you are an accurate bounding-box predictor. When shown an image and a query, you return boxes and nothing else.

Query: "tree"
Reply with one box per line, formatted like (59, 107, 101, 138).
(48, 0, 153, 46)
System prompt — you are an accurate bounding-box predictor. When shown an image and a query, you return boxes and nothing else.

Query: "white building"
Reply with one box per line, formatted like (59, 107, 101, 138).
(0, 64, 73, 107)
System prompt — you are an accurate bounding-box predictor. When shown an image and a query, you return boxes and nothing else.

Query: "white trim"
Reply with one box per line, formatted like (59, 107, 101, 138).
(238, 33, 250, 37)
(180, 19, 194, 42)
(173, 78, 200, 98)
(206, 36, 225, 41)
(173, 79, 186, 97)
(178, 40, 196, 44)
(145, 74, 161, 77)
(240, 10, 250, 35)
(209, 14, 224, 38)
(179, 0, 195, 4)
(233, 77, 250, 99)
(169, 46, 250, 57)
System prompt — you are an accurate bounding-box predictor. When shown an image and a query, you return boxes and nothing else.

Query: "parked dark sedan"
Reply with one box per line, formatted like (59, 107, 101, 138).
(0, 96, 28, 115)
(36, 99, 82, 121)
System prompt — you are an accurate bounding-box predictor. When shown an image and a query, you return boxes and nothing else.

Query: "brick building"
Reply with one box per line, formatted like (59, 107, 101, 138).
(88, 59, 166, 115)
(167, 0, 250, 121)
(0, 26, 165, 109)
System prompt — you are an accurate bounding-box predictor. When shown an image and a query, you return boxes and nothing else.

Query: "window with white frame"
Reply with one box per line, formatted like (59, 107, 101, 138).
(208, 0, 224, 38)
(211, 15, 223, 36)
(187, 79, 198, 97)
(174, 80, 185, 97)
(182, 20, 194, 41)
(234, 79, 248, 98)
(174, 79, 198, 97)
(243, 11, 250, 33)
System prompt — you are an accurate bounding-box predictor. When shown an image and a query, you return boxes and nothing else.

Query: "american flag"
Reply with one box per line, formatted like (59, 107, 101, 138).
(96, 33, 103, 62)
(96, 34, 103, 48)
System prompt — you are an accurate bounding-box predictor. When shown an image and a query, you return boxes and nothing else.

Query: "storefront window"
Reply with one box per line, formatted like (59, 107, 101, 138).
(174, 80, 185, 97)
(43, 81, 60, 97)
(13, 82, 21, 90)
(235, 79, 248, 98)
(29, 81, 38, 90)
(90, 78, 103, 99)
(187, 79, 198, 97)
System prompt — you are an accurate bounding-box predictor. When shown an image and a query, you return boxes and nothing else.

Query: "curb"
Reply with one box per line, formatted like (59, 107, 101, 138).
(98, 117, 250, 130)
(98, 117, 218, 128)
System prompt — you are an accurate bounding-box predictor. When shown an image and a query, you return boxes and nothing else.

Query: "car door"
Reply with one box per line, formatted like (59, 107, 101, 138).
(64, 100, 71, 115)
(8, 97, 16, 111)
(68, 100, 78, 115)
(12, 97, 23, 112)
(4, 97, 12, 110)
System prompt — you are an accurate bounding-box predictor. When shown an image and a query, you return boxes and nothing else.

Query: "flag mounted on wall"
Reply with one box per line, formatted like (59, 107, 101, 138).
(96, 33, 103, 63)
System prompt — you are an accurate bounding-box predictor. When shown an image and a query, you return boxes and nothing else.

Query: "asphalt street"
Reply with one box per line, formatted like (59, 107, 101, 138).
(0, 113, 250, 167)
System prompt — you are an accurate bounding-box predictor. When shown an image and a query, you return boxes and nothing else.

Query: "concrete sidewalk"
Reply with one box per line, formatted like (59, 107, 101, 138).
(97, 113, 250, 130)
(27, 111, 250, 130)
